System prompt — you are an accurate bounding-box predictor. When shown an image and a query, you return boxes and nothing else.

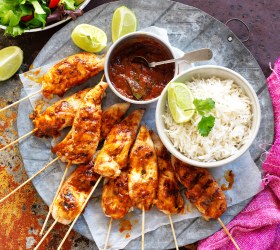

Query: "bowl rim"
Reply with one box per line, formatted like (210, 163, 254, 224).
(0, 0, 91, 33)
(104, 31, 178, 105)
(156, 65, 261, 168)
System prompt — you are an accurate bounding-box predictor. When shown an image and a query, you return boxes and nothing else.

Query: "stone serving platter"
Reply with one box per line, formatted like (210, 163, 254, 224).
(17, 0, 274, 248)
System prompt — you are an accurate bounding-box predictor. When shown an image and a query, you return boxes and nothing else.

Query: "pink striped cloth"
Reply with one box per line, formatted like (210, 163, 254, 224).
(198, 58, 280, 250)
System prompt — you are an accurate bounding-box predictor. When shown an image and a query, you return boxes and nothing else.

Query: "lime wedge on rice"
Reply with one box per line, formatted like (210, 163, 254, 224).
(112, 6, 137, 42)
(0, 46, 23, 81)
(71, 24, 107, 53)
(167, 82, 195, 123)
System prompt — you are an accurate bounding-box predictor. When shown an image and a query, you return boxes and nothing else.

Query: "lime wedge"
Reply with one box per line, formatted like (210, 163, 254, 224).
(167, 82, 195, 123)
(0, 46, 23, 81)
(71, 24, 107, 53)
(112, 6, 137, 42)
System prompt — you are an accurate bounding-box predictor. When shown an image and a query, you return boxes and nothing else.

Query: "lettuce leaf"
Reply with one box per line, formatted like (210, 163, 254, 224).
(0, 0, 82, 36)
(59, 0, 76, 10)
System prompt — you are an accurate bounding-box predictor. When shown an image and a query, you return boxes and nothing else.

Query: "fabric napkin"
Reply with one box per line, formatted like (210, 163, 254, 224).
(198, 58, 280, 250)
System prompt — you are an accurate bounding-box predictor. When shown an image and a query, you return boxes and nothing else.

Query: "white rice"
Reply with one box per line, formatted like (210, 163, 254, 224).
(163, 77, 253, 162)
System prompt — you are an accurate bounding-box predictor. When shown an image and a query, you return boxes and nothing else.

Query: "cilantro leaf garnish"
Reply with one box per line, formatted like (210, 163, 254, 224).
(193, 98, 215, 116)
(198, 115, 215, 137)
(185, 98, 216, 136)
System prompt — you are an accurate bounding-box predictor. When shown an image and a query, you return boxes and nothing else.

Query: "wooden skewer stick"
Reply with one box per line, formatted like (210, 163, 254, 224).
(57, 176, 103, 250)
(168, 214, 179, 250)
(0, 157, 59, 203)
(217, 217, 240, 250)
(0, 129, 37, 152)
(103, 217, 113, 250)
(0, 88, 42, 113)
(34, 218, 58, 250)
(142, 207, 145, 250)
(40, 161, 72, 236)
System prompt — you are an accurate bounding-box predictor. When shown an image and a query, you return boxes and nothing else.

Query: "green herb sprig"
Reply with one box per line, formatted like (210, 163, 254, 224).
(186, 98, 216, 137)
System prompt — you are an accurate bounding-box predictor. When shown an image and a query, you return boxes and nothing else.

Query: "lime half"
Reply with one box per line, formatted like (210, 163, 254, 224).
(0, 46, 23, 81)
(167, 82, 195, 123)
(71, 24, 107, 53)
(112, 6, 137, 42)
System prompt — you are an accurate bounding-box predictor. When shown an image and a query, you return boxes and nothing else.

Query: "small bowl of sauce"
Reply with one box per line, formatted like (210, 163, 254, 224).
(105, 32, 177, 104)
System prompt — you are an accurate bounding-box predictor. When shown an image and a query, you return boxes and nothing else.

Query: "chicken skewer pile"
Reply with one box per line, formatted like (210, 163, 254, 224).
(0, 81, 109, 203)
(34, 80, 112, 246)
(0, 52, 105, 151)
(0, 52, 105, 113)
(35, 109, 145, 248)
(101, 129, 184, 250)
(40, 101, 130, 235)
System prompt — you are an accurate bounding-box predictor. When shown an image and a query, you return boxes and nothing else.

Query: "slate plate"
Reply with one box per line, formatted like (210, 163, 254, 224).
(18, 0, 274, 248)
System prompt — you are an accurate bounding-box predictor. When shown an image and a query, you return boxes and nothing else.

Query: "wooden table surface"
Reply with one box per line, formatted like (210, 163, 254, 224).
(0, 1, 279, 249)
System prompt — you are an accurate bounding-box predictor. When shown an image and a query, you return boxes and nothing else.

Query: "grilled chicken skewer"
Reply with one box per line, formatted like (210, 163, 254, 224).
(102, 170, 132, 250)
(150, 131, 184, 250)
(128, 125, 158, 250)
(100, 103, 130, 140)
(34, 162, 102, 250)
(102, 170, 132, 220)
(150, 131, 184, 215)
(31, 88, 91, 138)
(171, 156, 240, 250)
(0, 52, 105, 113)
(171, 156, 226, 220)
(52, 81, 108, 164)
(42, 53, 105, 99)
(94, 109, 144, 178)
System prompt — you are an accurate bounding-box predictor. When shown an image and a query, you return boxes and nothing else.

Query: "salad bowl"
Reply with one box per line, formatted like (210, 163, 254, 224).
(0, 0, 91, 36)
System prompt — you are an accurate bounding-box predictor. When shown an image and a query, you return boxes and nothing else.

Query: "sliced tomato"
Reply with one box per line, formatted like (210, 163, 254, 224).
(21, 14, 34, 22)
(49, 0, 60, 8)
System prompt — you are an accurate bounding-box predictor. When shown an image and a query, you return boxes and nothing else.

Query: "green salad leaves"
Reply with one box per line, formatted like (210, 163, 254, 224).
(0, 0, 83, 37)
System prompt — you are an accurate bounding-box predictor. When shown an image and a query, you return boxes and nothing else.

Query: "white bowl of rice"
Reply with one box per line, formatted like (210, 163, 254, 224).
(156, 65, 261, 168)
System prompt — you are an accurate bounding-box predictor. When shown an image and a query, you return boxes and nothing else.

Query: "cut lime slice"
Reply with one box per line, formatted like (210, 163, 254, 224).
(0, 46, 23, 81)
(71, 24, 107, 53)
(112, 6, 137, 42)
(167, 82, 195, 123)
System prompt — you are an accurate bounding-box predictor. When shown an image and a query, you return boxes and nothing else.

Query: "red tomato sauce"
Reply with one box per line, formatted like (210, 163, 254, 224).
(108, 36, 175, 101)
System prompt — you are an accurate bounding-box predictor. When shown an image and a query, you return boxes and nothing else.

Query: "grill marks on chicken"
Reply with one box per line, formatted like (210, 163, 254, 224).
(94, 109, 144, 178)
(42, 53, 105, 99)
(101, 103, 130, 140)
(150, 131, 184, 215)
(31, 87, 128, 139)
(128, 125, 158, 211)
(52, 81, 108, 164)
(171, 156, 227, 220)
(31, 88, 91, 138)
(52, 163, 100, 225)
(102, 170, 132, 219)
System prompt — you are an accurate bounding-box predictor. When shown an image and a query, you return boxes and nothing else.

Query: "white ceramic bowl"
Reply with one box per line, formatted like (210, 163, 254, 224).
(0, 0, 91, 33)
(156, 65, 261, 168)
(104, 31, 178, 104)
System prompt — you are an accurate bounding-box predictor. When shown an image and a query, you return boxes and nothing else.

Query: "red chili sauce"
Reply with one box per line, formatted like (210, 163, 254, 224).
(108, 36, 175, 101)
